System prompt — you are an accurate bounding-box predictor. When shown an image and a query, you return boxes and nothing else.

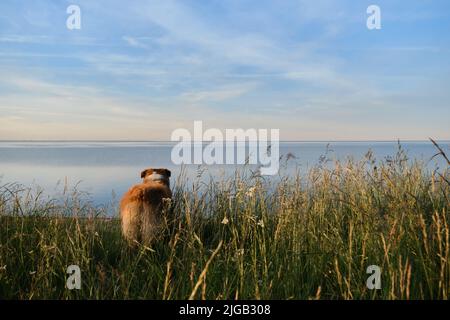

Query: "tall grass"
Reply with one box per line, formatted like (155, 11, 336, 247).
(0, 146, 449, 299)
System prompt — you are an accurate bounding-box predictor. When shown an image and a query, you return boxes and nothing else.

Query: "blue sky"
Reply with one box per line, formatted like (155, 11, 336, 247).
(0, 0, 449, 140)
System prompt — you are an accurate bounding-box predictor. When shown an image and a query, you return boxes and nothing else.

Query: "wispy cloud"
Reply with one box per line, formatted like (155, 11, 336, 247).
(180, 83, 258, 102)
(0, 35, 52, 43)
(122, 36, 148, 48)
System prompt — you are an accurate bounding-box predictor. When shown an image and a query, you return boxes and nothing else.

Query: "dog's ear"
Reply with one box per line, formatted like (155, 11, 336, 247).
(164, 169, 171, 178)
(140, 169, 150, 178)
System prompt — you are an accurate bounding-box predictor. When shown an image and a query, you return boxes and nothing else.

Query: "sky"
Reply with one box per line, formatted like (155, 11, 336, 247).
(0, 0, 449, 141)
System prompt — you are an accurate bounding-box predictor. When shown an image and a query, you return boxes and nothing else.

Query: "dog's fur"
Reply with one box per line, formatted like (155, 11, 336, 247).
(120, 168, 172, 245)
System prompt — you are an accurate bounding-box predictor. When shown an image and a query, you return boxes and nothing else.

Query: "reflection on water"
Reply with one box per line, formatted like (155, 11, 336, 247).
(0, 141, 448, 205)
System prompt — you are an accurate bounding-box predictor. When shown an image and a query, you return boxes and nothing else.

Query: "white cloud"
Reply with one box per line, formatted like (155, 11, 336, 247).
(180, 84, 257, 102)
(122, 36, 148, 48)
(0, 35, 52, 43)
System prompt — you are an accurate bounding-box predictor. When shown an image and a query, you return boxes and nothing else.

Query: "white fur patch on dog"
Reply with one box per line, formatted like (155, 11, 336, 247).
(147, 173, 165, 181)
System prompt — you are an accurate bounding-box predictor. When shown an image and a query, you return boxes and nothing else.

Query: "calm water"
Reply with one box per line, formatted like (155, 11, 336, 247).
(0, 141, 448, 205)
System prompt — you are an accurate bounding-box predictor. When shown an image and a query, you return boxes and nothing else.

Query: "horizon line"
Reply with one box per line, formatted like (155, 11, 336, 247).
(0, 139, 448, 143)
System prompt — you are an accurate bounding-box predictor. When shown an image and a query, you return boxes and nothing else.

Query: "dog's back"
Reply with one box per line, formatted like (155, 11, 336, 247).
(120, 168, 172, 245)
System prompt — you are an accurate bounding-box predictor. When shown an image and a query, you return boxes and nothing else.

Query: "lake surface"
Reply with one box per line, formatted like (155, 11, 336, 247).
(0, 141, 448, 205)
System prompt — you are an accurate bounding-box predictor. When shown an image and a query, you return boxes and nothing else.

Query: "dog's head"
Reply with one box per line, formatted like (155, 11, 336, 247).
(140, 168, 171, 185)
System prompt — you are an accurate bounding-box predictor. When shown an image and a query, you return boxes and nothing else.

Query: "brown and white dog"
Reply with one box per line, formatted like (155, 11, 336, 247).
(120, 168, 172, 246)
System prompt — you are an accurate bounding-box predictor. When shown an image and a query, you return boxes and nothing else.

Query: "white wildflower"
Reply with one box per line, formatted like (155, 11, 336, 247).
(257, 219, 265, 228)
(246, 186, 257, 197)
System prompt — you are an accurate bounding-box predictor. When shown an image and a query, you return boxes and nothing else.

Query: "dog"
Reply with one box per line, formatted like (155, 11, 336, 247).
(120, 168, 172, 246)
